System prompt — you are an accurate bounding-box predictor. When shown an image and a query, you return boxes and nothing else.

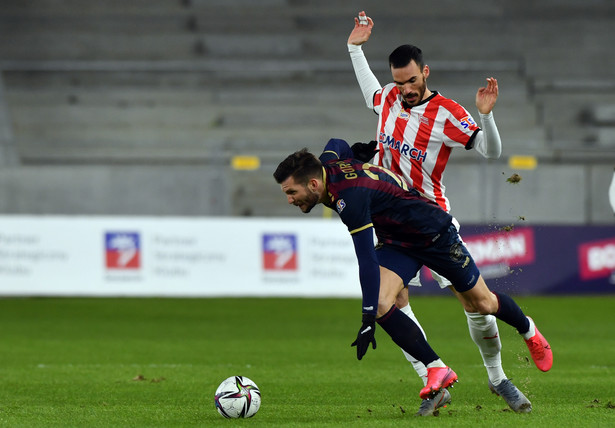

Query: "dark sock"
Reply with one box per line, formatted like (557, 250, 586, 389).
(493, 292, 530, 334)
(377, 305, 439, 365)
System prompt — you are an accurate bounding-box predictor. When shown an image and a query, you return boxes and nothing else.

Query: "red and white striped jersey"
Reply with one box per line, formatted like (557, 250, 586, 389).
(372, 84, 480, 212)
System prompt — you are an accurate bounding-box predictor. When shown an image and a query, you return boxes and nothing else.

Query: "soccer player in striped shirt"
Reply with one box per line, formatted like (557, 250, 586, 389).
(273, 138, 551, 411)
(346, 11, 544, 415)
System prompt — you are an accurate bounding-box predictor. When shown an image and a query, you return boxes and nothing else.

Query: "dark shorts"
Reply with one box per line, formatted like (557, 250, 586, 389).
(375, 224, 480, 293)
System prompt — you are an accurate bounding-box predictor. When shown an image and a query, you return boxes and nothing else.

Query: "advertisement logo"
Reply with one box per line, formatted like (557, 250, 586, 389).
(459, 115, 477, 129)
(464, 228, 535, 267)
(433, 227, 537, 280)
(105, 232, 141, 270)
(579, 237, 615, 280)
(263, 234, 297, 271)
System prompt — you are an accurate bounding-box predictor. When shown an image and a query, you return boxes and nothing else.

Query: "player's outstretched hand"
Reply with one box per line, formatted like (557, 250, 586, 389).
(351, 313, 377, 360)
(476, 77, 498, 114)
(347, 11, 374, 46)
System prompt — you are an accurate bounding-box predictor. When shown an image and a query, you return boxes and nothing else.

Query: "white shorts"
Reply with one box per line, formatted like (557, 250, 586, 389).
(408, 217, 462, 289)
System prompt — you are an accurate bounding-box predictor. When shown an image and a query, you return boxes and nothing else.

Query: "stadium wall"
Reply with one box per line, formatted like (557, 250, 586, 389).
(0, 216, 613, 297)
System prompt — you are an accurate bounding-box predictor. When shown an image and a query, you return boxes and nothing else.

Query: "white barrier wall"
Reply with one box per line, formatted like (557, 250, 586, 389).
(0, 216, 361, 297)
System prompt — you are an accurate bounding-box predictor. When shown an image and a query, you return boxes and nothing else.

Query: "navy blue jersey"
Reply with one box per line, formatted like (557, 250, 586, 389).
(320, 146, 452, 249)
(317, 138, 453, 315)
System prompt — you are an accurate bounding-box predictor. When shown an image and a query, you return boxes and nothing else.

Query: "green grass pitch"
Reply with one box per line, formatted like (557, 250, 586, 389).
(0, 295, 614, 427)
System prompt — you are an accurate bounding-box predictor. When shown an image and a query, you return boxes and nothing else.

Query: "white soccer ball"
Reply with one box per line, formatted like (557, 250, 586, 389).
(214, 376, 261, 418)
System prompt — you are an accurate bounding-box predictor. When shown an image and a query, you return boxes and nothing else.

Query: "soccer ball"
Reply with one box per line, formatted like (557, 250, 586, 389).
(214, 376, 261, 418)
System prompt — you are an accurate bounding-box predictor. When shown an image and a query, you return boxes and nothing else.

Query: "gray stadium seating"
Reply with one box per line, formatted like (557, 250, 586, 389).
(0, 0, 614, 222)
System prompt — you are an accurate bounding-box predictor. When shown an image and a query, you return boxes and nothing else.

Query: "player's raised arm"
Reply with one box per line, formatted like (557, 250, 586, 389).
(347, 11, 381, 110)
(473, 77, 502, 159)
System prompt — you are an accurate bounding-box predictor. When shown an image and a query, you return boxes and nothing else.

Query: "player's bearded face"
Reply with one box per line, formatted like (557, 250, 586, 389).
(296, 185, 320, 213)
(392, 61, 429, 107)
(281, 178, 320, 213)
(402, 77, 427, 107)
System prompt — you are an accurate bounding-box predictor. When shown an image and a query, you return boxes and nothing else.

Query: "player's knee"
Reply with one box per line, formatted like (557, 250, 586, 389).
(377, 300, 394, 318)
(453, 288, 477, 312)
(463, 301, 477, 312)
(473, 297, 498, 315)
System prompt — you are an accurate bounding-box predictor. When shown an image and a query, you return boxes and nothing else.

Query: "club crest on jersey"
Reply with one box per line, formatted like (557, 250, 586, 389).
(336, 199, 346, 213)
(460, 115, 477, 129)
(397, 109, 410, 120)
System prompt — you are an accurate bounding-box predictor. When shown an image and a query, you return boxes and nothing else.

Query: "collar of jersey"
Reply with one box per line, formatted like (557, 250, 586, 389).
(322, 166, 333, 204)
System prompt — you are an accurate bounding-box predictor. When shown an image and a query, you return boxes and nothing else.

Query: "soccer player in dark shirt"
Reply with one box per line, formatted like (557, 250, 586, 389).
(273, 138, 552, 404)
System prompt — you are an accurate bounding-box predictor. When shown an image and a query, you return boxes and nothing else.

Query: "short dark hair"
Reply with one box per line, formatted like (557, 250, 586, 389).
(273, 148, 322, 185)
(389, 44, 424, 69)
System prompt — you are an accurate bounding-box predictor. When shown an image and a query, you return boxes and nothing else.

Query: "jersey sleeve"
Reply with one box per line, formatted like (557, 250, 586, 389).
(372, 83, 396, 116)
(373, 88, 384, 115)
(441, 101, 481, 149)
(336, 188, 373, 236)
(333, 185, 379, 315)
(319, 138, 353, 163)
(351, 227, 380, 315)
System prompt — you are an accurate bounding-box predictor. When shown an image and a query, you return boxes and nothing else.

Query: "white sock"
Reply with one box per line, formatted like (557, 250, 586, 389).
(399, 303, 428, 386)
(426, 359, 446, 369)
(521, 317, 536, 340)
(465, 310, 507, 386)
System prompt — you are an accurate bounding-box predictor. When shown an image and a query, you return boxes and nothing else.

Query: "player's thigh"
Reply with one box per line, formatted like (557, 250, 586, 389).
(449, 286, 477, 312)
(376, 244, 421, 316)
(420, 225, 479, 293)
(395, 286, 409, 308)
(378, 266, 406, 317)
(375, 243, 422, 286)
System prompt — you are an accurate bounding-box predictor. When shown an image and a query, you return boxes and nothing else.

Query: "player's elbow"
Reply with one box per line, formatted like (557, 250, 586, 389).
(475, 137, 502, 159)
(484, 147, 502, 159)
